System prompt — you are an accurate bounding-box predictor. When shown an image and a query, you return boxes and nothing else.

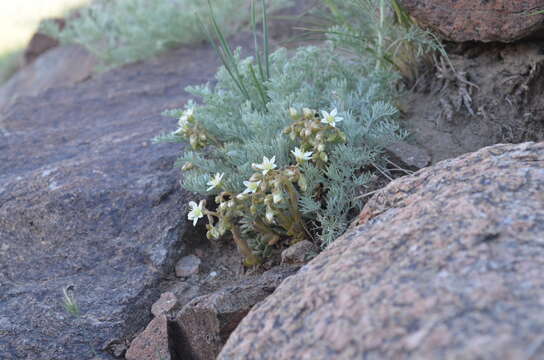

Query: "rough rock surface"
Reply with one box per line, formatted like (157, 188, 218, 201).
(151, 292, 179, 317)
(219, 142, 544, 360)
(0, 39, 225, 359)
(125, 315, 171, 360)
(398, 0, 544, 42)
(0, 1, 316, 354)
(0, 45, 97, 112)
(175, 255, 201, 278)
(385, 141, 431, 170)
(173, 266, 299, 360)
(24, 19, 65, 64)
(280, 240, 319, 264)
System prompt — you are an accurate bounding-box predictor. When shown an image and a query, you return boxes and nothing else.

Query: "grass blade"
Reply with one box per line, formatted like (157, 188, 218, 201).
(261, 0, 270, 80)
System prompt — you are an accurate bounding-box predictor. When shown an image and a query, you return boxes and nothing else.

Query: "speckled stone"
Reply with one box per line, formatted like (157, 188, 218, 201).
(126, 315, 171, 360)
(219, 142, 544, 360)
(175, 255, 201, 278)
(151, 292, 178, 317)
(173, 266, 300, 360)
(281, 240, 319, 264)
(398, 0, 544, 42)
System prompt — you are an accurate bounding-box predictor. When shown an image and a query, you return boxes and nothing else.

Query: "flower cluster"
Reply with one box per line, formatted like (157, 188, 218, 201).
(180, 107, 352, 265)
(284, 107, 347, 164)
(173, 107, 217, 150)
(184, 153, 309, 266)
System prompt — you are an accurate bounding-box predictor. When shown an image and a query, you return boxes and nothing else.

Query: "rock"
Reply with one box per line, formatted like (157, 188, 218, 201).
(0, 39, 224, 359)
(385, 141, 431, 169)
(398, 0, 544, 42)
(0, 45, 97, 112)
(281, 240, 319, 264)
(24, 19, 65, 64)
(219, 142, 544, 359)
(151, 292, 179, 317)
(175, 255, 201, 278)
(125, 315, 171, 360)
(173, 266, 299, 360)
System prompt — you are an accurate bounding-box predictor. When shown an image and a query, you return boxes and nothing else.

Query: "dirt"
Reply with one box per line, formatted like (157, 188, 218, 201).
(401, 40, 544, 163)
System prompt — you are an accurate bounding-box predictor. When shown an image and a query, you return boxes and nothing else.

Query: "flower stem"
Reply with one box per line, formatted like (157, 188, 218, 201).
(231, 225, 261, 266)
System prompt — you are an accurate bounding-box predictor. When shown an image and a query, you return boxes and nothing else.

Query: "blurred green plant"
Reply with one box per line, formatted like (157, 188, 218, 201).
(307, 0, 445, 81)
(41, 0, 290, 69)
(0, 50, 22, 84)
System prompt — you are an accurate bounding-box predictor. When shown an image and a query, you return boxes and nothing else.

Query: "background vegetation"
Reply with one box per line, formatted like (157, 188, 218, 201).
(0, 0, 89, 83)
(42, 0, 290, 69)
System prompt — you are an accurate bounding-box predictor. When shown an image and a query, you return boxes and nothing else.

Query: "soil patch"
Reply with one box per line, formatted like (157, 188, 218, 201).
(402, 41, 544, 163)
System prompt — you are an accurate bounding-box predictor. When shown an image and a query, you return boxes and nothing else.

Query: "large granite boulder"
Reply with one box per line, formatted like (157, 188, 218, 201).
(219, 142, 544, 359)
(0, 40, 223, 359)
(398, 0, 544, 42)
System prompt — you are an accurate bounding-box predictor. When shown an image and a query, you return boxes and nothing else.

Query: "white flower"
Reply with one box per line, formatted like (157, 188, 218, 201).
(265, 207, 275, 223)
(321, 108, 343, 127)
(187, 200, 205, 226)
(206, 173, 224, 192)
(289, 107, 298, 118)
(303, 108, 314, 117)
(272, 191, 283, 204)
(178, 107, 195, 127)
(184, 107, 195, 118)
(178, 115, 188, 128)
(243, 180, 261, 194)
(173, 127, 185, 136)
(253, 156, 276, 175)
(291, 147, 313, 163)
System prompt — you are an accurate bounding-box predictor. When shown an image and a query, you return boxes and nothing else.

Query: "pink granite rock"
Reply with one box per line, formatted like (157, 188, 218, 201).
(398, 0, 544, 42)
(219, 142, 544, 359)
(126, 315, 171, 360)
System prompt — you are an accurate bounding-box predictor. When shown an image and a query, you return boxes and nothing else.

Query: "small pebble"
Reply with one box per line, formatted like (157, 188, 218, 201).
(151, 292, 178, 317)
(175, 255, 201, 278)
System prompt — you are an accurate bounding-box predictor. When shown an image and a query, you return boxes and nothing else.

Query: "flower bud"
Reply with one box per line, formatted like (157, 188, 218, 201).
(272, 191, 283, 204)
(265, 206, 275, 223)
(181, 162, 194, 171)
(317, 143, 326, 152)
(298, 175, 308, 192)
(315, 132, 323, 141)
(249, 173, 261, 182)
(319, 152, 328, 162)
(189, 135, 198, 149)
(289, 107, 299, 119)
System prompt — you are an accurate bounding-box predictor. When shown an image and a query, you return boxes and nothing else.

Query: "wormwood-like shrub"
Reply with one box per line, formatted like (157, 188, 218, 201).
(154, 43, 406, 264)
(41, 0, 289, 68)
